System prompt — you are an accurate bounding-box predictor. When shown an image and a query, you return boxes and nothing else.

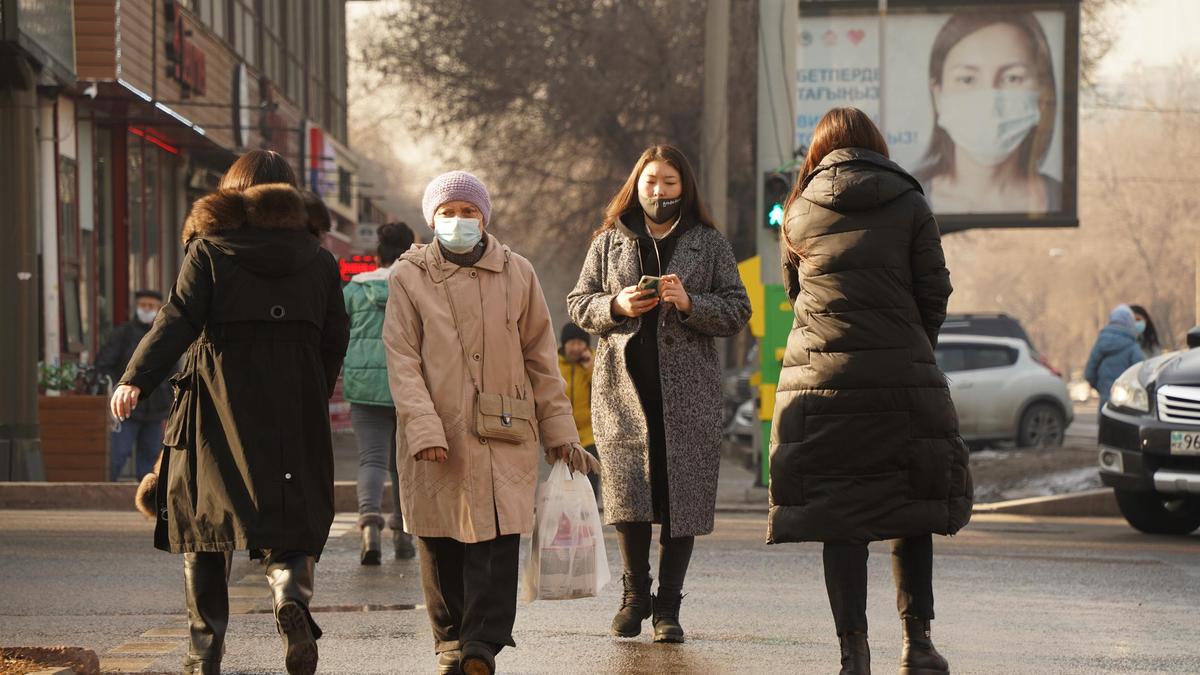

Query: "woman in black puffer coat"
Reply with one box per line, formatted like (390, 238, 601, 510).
(767, 108, 972, 675)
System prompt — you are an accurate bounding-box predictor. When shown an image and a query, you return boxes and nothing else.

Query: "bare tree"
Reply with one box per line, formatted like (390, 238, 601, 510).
(1081, 0, 1138, 88)
(360, 1, 715, 302)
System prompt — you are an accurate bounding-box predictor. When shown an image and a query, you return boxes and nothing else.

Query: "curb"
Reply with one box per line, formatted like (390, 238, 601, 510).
(716, 488, 1123, 519)
(971, 488, 1119, 518)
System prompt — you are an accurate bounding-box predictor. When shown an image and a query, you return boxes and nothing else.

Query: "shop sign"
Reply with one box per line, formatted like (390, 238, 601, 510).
(338, 255, 378, 283)
(165, 0, 207, 97)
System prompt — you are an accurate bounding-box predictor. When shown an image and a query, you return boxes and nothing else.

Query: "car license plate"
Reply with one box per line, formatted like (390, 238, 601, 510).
(1171, 431, 1200, 455)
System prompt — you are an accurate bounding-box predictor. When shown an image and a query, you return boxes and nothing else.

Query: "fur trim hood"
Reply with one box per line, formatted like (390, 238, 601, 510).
(181, 183, 325, 278)
(181, 183, 313, 245)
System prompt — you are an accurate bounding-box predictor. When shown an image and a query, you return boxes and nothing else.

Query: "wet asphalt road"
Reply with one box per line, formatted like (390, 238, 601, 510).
(1, 508, 1198, 674)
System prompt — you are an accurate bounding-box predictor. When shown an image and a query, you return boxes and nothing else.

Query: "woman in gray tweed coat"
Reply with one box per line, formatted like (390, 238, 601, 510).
(568, 144, 750, 644)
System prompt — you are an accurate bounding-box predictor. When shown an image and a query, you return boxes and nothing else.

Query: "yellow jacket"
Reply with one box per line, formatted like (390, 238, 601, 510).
(558, 353, 594, 448)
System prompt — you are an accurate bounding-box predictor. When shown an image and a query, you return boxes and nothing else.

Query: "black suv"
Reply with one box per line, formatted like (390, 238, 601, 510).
(1099, 327, 1200, 534)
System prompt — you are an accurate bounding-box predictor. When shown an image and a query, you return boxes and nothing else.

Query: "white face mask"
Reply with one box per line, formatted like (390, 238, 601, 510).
(936, 89, 1041, 167)
(136, 308, 158, 324)
(433, 216, 483, 254)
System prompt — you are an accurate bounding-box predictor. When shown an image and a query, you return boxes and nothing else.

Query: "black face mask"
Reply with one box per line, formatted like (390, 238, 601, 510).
(638, 194, 682, 225)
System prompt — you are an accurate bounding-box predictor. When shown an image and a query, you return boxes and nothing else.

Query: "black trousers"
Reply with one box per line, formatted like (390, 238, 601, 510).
(417, 534, 520, 654)
(613, 395, 695, 596)
(822, 535, 934, 636)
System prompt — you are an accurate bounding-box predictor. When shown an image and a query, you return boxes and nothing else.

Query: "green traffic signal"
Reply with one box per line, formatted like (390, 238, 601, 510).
(768, 202, 785, 229)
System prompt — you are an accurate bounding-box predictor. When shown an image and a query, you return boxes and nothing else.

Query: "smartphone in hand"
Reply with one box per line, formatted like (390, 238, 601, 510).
(637, 275, 662, 298)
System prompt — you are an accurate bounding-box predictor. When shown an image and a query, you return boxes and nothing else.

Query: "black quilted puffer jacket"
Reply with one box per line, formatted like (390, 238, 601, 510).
(767, 148, 973, 545)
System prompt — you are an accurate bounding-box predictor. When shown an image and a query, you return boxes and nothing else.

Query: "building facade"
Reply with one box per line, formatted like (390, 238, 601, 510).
(56, 0, 365, 364)
(2, 0, 379, 479)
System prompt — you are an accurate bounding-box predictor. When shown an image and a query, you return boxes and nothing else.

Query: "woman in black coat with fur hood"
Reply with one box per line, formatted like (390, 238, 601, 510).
(112, 150, 349, 675)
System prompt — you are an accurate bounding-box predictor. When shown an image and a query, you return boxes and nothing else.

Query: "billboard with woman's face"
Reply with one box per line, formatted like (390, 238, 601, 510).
(795, 1, 1079, 231)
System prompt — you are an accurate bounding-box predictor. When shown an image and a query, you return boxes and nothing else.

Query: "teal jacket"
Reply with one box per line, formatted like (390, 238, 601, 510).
(342, 265, 394, 406)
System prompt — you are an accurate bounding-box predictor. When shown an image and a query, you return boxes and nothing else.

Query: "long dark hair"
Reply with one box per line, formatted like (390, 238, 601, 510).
(594, 144, 716, 237)
(916, 12, 1057, 183)
(786, 107, 889, 214)
(219, 150, 297, 191)
(1129, 304, 1162, 353)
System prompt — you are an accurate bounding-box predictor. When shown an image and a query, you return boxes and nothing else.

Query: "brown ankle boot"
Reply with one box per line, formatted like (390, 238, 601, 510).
(899, 617, 949, 675)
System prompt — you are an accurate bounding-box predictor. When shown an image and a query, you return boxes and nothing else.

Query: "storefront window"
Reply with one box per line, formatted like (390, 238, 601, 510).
(94, 127, 114, 343)
(144, 148, 161, 296)
(58, 156, 84, 354)
(127, 136, 144, 295)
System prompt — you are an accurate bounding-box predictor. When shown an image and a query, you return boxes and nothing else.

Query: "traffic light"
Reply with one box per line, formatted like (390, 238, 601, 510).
(763, 171, 794, 230)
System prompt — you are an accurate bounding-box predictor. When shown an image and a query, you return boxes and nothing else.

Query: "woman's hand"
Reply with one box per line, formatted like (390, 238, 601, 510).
(659, 274, 692, 314)
(110, 384, 141, 421)
(545, 443, 601, 475)
(416, 447, 448, 463)
(611, 286, 659, 318)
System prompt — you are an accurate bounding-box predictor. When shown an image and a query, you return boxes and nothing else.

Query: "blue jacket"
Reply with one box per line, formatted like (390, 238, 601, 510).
(342, 266, 393, 407)
(1085, 324, 1145, 407)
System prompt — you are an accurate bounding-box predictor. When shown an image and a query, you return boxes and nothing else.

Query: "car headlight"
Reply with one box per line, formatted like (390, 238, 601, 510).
(1109, 364, 1149, 412)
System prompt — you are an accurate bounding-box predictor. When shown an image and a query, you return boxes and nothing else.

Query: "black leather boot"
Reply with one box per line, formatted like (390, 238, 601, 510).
(182, 552, 230, 674)
(266, 552, 321, 675)
(361, 523, 382, 565)
(611, 573, 653, 637)
(387, 513, 416, 559)
(651, 592, 685, 644)
(838, 631, 871, 675)
(900, 617, 949, 675)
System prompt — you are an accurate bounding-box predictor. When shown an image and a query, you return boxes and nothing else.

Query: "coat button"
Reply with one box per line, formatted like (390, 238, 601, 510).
(472, 353, 481, 361)
(479, 438, 488, 444)
(469, 270, 478, 279)
(284, 472, 292, 480)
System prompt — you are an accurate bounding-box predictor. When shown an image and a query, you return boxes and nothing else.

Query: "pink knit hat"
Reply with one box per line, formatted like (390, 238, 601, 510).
(421, 171, 492, 227)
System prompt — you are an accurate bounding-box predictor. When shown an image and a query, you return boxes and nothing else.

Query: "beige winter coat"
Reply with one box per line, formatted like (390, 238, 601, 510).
(384, 234, 578, 542)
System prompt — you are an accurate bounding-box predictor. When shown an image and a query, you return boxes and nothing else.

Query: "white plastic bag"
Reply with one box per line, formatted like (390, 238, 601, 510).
(521, 461, 610, 602)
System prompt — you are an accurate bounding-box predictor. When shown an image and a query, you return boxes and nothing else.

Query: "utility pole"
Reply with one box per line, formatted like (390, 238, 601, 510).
(702, 0, 731, 232)
(0, 54, 45, 481)
(756, 0, 797, 286)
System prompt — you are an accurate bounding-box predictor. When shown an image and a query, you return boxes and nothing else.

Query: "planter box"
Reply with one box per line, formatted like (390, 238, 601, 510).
(38, 395, 111, 482)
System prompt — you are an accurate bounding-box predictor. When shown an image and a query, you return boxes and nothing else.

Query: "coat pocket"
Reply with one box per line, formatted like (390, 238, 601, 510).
(475, 392, 536, 444)
(162, 372, 194, 449)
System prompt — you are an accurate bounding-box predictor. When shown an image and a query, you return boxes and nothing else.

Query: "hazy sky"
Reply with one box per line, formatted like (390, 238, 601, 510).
(1097, 0, 1200, 77)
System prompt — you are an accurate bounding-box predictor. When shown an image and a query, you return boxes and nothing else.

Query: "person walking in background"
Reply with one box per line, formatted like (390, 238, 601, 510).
(558, 322, 600, 497)
(384, 170, 597, 675)
(568, 145, 750, 644)
(111, 150, 349, 675)
(768, 107, 972, 675)
(343, 221, 417, 564)
(1086, 304, 1147, 410)
(1129, 304, 1163, 357)
(96, 290, 173, 481)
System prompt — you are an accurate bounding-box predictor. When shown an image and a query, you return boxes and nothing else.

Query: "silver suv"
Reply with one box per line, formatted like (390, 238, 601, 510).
(937, 334, 1074, 450)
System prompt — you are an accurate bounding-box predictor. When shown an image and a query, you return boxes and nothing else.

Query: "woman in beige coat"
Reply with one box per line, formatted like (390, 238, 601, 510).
(384, 171, 597, 675)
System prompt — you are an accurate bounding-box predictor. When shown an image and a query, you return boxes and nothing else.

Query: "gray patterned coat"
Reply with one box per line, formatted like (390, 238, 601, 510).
(568, 224, 751, 537)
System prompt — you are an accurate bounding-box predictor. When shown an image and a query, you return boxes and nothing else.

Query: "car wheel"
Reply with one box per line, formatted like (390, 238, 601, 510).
(1114, 489, 1200, 535)
(1016, 403, 1065, 448)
